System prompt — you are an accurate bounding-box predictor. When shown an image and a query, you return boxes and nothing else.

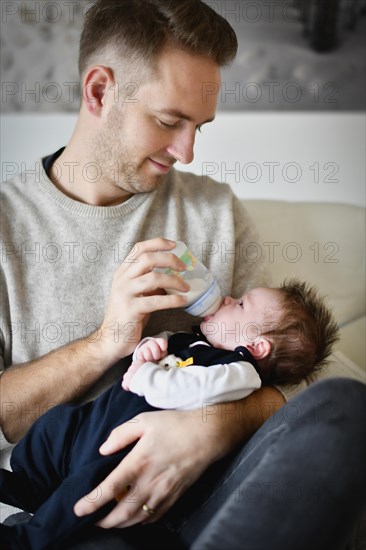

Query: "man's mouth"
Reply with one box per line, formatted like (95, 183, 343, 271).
(149, 159, 174, 173)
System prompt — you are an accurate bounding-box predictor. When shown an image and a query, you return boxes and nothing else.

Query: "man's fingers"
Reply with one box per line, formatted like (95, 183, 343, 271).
(116, 270, 189, 301)
(121, 251, 187, 280)
(74, 431, 144, 517)
(136, 272, 188, 294)
(95, 473, 167, 529)
(137, 293, 188, 314)
(100, 420, 143, 455)
(95, 487, 145, 529)
(96, 460, 184, 528)
(74, 460, 136, 518)
(124, 238, 176, 264)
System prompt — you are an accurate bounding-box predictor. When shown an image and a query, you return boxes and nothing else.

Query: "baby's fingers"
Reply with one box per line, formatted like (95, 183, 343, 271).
(148, 340, 166, 361)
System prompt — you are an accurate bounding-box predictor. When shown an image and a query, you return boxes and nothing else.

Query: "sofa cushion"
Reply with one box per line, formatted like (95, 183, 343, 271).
(244, 200, 365, 328)
(338, 316, 366, 372)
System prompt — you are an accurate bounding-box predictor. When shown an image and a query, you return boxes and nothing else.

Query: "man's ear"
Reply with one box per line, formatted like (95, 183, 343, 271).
(82, 65, 115, 116)
(247, 337, 272, 360)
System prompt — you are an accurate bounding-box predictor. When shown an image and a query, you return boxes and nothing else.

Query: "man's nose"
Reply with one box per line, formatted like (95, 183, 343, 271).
(166, 128, 195, 165)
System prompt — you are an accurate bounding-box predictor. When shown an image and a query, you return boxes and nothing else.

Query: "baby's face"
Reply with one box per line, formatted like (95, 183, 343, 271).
(200, 287, 283, 350)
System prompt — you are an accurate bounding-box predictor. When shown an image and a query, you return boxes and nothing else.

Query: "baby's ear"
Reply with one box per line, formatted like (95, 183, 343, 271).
(247, 337, 272, 360)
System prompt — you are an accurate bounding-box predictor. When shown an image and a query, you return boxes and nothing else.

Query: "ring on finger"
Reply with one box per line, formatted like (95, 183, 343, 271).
(142, 503, 155, 516)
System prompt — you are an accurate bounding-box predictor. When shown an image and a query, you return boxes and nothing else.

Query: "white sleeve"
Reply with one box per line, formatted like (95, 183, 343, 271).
(129, 360, 262, 410)
(132, 331, 173, 360)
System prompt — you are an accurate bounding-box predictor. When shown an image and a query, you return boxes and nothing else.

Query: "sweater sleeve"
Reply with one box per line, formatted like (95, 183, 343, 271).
(129, 360, 262, 410)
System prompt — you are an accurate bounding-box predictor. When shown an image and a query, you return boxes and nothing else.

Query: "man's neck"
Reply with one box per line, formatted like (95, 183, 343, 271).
(48, 146, 133, 207)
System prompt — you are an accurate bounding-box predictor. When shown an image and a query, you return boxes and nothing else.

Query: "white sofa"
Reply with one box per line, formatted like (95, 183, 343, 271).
(244, 199, 365, 378)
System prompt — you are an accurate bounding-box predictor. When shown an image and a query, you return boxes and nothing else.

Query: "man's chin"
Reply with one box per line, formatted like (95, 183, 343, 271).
(121, 173, 166, 194)
(141, 174, 166, 192)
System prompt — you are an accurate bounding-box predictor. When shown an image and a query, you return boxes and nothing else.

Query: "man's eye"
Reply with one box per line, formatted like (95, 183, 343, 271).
(158, 119, 177, 129)
(196, 125, 203, 133)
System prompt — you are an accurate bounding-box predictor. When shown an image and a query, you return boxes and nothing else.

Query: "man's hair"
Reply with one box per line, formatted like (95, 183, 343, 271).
(79, 0, 238, 78)
(262, 278, 339, 385)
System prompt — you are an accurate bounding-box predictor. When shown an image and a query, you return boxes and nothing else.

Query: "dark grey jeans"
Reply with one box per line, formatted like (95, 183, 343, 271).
(5, 378, 366, 550)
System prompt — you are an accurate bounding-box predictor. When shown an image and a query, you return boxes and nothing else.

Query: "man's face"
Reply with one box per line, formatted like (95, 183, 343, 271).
(200, 288, 283, 350)
(94, 47, 221, 196)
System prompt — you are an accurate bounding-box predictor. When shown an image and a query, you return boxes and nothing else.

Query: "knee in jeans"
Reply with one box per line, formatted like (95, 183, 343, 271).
(282, 378, 366, 435)
(310, 378, 365, 415)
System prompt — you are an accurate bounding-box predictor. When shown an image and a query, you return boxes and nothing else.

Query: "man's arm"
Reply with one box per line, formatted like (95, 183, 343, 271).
(204, 386, 286, 457)
(74, 386, 285, 527)
(0, 334, 116, 443)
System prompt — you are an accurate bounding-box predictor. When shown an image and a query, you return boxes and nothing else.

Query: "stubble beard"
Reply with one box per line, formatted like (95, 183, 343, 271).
(92, 115, 166, 196)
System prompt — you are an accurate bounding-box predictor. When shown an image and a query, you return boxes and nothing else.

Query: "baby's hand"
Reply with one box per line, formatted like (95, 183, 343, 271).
(135, 337, 168, 362)
(122, 359, 145, 391)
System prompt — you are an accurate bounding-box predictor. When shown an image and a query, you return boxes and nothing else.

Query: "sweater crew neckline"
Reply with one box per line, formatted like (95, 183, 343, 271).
(36, 153, 153, 219)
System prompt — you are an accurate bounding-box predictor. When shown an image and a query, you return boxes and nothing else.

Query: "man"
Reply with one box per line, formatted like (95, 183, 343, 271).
(1, 1, 364, 548)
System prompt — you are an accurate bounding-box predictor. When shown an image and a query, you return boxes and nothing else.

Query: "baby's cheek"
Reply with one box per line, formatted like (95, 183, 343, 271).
(245, 323, 263, 342)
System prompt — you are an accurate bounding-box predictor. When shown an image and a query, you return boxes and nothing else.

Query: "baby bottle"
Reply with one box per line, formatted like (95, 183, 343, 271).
(162, 241, 222, 317)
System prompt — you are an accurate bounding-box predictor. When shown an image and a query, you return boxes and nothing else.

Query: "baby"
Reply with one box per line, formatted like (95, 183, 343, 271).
(122, 280, 338, 403)
(0, 279, 339, 549)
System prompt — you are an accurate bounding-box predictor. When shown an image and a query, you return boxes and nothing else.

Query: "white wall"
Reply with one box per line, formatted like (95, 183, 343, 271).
(1, 112, 365, 206)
